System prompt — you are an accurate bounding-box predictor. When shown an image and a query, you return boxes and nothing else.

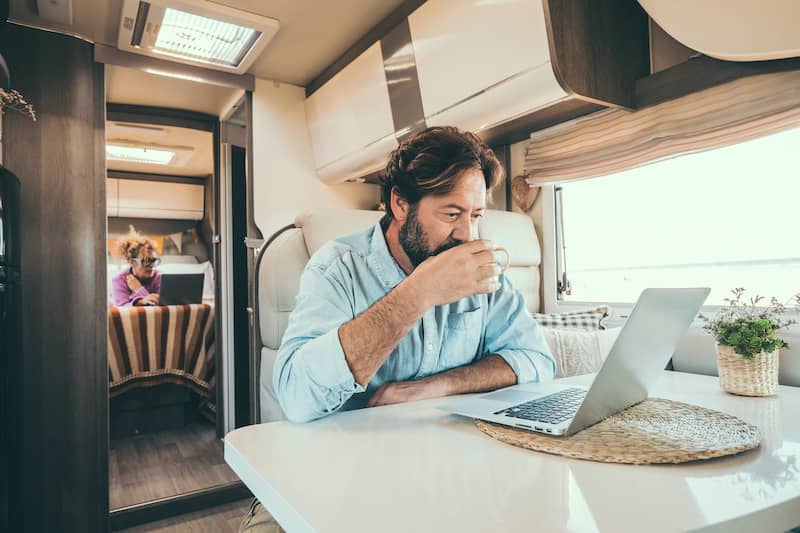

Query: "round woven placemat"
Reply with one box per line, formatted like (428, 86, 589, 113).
(475, 398, 761, 464)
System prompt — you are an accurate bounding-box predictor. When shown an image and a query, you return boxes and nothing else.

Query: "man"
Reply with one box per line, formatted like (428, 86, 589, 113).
(274, 126, 555, 423)
(240, 126, 555, 532)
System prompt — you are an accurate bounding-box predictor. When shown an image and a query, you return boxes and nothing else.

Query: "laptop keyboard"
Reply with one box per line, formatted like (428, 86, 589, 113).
(494, 387, 586, 425)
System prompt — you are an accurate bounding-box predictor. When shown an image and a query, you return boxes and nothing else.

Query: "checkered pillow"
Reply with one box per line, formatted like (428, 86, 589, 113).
(532, 306, 610, 331)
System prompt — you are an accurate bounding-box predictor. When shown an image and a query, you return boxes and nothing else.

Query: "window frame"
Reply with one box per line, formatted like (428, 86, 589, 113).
(541, 184, 800, 336)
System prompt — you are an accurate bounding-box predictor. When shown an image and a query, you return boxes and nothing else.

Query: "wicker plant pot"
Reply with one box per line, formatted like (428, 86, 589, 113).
(716, 344, 779, 396)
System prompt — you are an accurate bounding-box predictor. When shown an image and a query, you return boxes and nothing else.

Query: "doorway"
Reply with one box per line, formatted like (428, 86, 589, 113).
(103, 66, 256, 530)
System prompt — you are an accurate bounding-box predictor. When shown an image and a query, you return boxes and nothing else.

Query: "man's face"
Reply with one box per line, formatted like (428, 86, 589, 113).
(399, 169, 487, 268)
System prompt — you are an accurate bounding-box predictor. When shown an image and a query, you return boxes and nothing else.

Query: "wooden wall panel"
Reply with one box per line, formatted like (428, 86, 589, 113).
(0, 23, 108, 533)
(543, 0, 650, 109)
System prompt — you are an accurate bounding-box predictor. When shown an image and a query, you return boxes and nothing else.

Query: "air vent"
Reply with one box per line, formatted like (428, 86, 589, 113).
(108, 122, 167, 138)
(117, 0, 279, 74)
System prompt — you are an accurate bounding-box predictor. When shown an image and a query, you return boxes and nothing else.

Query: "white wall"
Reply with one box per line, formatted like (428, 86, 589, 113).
(252, 78, 380, 238)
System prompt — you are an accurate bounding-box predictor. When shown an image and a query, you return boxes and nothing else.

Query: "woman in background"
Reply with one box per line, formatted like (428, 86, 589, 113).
(111, 229, 162, 307)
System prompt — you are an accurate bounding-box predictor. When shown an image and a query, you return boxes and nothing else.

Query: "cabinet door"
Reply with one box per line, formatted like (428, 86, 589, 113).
(117, 180, 204, 220)
(305, 42, 395, 171)
(409, 0, 552, 119)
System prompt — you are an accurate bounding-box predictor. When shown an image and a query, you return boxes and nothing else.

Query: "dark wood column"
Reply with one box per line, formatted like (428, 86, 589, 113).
(0, 23, 108, 533)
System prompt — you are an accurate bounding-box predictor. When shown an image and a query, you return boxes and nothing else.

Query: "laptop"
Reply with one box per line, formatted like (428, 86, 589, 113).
(439, 287, 710, 437)
(159, 273, 205, 305)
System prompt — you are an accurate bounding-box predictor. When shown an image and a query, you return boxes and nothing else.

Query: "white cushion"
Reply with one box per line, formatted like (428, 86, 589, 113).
(260, 347, 284, 423)
(258, 228, 310, 350)
(295, 209, 384, 256)
(479, 210, 541, 313)
(503, 267, 540, 314)
(478, 209, 541, 267)
(542, 327, 622, 378)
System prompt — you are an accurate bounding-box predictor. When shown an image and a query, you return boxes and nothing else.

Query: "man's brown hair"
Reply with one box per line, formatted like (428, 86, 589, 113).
(379, 126, 504, 225)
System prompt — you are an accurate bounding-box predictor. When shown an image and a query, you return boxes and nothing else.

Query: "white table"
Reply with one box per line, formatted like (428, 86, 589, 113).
(225, 372, 800, 533)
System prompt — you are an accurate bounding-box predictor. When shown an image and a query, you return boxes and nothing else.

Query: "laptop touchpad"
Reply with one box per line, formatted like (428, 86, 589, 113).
(481, 389, 542, 404)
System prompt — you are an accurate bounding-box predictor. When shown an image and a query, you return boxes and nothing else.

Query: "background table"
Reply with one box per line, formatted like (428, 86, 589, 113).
(225, 372, 800, 533)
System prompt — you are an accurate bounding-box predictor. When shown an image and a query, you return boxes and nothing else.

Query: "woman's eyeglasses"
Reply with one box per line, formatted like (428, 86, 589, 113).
(134, 257, 161, 267)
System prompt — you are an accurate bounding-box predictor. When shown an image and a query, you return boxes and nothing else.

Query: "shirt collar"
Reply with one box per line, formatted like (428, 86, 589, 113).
(367, 223, 407, 289)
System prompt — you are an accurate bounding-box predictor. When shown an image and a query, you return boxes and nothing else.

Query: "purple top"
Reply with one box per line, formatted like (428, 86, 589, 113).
(111, 266, 162, 307)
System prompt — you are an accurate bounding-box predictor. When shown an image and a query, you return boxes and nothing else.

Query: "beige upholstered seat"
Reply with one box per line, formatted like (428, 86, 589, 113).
(254, 208, 542, 422)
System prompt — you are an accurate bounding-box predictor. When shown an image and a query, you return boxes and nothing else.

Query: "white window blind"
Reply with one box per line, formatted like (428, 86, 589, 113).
(524, 70, 800, 185)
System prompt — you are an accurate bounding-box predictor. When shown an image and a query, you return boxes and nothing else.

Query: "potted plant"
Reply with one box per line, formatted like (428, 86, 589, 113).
(701, 288, 800, 396)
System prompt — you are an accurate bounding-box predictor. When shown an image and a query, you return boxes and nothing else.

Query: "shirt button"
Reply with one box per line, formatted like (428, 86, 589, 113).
(426, 343, 433, 351)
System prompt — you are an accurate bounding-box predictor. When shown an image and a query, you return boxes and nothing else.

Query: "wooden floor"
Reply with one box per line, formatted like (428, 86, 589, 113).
(118, 498, 253, 532)
(110, 422, 240, 509)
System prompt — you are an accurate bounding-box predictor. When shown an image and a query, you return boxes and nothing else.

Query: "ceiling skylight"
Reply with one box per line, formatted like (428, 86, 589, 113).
(117, 0, 280, 74)
(154, 8, 260, 67)
(106, 144, 176, 165)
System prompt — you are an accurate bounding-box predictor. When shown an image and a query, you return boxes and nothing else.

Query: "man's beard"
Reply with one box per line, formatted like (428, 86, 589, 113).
(399, 204, 463, 268)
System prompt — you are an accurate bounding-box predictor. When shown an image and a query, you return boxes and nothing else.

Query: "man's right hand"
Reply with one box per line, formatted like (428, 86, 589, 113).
(406, 239, 502, 308)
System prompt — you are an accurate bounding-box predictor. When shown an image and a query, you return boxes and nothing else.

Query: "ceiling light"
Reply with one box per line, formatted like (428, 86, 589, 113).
(143, 68, 207, 83)
(117, 0, 279, 74)
(106, 141, 195, 167)
(107, 144, 176, 165)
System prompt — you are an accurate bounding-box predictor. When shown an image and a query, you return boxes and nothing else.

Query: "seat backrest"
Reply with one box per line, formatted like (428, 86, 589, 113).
(255, 208, 541, 422)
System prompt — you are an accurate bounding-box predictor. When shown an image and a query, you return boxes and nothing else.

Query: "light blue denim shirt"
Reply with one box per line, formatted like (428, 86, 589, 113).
(273, 223, 556, 423)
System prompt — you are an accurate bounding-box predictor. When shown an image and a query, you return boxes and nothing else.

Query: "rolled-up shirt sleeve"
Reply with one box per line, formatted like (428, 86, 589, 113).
(273, 262, 365, 423)
(482, 274, 556, 384)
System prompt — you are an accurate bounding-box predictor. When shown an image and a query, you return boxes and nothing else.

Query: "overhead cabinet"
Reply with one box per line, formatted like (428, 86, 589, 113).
(409, 0, 566, 131)
(305, 42, 397, 183)
(305, 0, 649, 184)
(107, 178, 205, 220)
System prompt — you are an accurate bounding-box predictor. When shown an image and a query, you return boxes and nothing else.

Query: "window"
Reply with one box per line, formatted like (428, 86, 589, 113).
(556, 127, 800, 306)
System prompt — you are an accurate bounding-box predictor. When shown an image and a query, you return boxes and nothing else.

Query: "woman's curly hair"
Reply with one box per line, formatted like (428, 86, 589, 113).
(379, 126, 504, 226)
(115, 226, 158, 262)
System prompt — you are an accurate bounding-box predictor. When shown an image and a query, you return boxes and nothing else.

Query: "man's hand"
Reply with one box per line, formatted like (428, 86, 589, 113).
(406, 239, 502, 308)
(367, 355, 517, 409)
(367, 378, 449, 408)
(135, 293, 160, 306)
(127, 274, 143, 292)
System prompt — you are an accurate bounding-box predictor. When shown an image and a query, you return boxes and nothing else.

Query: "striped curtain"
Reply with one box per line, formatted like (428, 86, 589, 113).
(523, 70, 800, 185)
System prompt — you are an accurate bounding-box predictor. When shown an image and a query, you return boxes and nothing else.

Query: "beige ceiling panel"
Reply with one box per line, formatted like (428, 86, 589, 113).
(106, 65, 238, 116)
(11, 0, 409, 86)
(106, 120, 213, 176)
(213, 0, 407, 84)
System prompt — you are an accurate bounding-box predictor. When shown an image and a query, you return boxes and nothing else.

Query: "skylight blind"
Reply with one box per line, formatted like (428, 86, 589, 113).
(523, 70, 800, 185)
(154, 8, 260, 67)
